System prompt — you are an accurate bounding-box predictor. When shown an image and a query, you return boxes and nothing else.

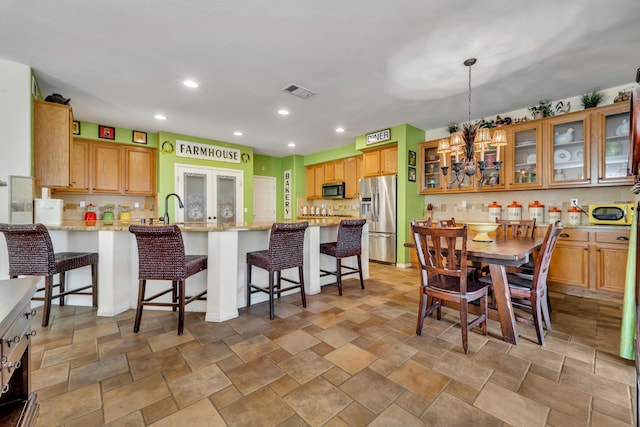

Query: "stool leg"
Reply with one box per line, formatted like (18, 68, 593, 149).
(172, 280, 178, 312)
(246, 264, 252, 308)
(178, 280, 185, 335)
(357, 255, 364, 289)
(276, 271, 281, 299)
(133, 279, 146, 333)
(337, 258, 343, 296)
(299, 267, 306, 308)
(59, 271, 66, 306)
(269, 272, 275, 320)
(42, 275, 54, 327)
(91, 263, 98, 307)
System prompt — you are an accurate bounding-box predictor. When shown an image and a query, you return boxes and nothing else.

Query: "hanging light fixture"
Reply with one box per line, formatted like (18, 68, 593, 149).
(438, 58, 507, 188)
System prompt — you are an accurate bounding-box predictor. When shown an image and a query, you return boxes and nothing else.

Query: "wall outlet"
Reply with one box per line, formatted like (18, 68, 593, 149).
(461, 200, 467, 208)
(571, 198, 579, 207)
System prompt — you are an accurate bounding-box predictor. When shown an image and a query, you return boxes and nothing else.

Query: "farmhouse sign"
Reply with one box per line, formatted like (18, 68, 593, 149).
(176, 140, 241, 163)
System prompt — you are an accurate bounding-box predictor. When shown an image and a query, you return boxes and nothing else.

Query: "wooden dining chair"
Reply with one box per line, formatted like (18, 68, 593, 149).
(480, 221, 563, 345)
(438, 217, 457, 228)
(411, 220, 489, 354)
(495, 218, 536, 238)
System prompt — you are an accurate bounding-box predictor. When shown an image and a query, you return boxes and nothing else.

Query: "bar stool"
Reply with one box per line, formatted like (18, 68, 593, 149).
(128, 225, 207, 335)
(246, 222, 308, 320)
(320, 219, 366, 296)
(0, 223, 98, 327)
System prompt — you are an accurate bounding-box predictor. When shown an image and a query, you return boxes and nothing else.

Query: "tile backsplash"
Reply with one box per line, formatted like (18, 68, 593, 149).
(297, 198, 360, 217)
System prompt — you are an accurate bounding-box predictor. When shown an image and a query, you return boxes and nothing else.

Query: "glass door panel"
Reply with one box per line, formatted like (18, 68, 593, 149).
(510, 123, 542, 189)
(183, 172, 207, 222)
(548, 112, 590, 186)
(421, 143, 441, 193)
(216, 175, 237, 225)
(601, 109, 631, 181)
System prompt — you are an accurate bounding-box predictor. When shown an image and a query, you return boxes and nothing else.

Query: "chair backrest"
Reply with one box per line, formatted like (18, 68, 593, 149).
(530, 221, 563, 295)
(496, 218, 536, 238)
(411, 220, 470, 294)
(438, 217, 457, 228)
(267, 222, 308, 270)
(0, 223, 56, 276)
(129, 225, 187, 280)
(335, 219, 366, 257)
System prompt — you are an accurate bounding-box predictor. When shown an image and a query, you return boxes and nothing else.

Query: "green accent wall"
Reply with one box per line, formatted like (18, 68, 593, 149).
(304, 143, 361, 166)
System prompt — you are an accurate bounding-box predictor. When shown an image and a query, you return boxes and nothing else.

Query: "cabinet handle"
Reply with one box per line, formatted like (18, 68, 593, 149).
(7, 335, 20, 347)
(616, 236, 629, 241)
(24, 309, 37, 319)
(1, 355, 7, 364)
(1, 384, 8, 394)
(596, 248, 601, 252)
(7, 360, 21, 372)
(584, 247, 589, 251)
(560, 233, 570, 238)
(25, 330, 37, 340)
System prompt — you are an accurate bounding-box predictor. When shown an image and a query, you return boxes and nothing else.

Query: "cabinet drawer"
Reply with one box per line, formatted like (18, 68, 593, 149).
(1, 304, 31, 389)
(557, 229, 589, 242)
(595, 230, 630, 244)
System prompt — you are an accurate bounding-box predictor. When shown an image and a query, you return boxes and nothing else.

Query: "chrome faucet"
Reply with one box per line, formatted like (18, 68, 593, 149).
(162, 193, 184, 224)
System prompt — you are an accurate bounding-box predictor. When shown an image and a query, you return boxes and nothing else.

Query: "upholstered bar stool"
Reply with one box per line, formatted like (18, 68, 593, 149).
(128, 225, 207, 335)
(320, 219, 366, 296)
(0, 223, 98, 327)
(246, 222, 308, 320)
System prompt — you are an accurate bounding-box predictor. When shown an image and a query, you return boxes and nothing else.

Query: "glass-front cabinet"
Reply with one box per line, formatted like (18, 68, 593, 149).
(474, 137, 506, 191)
(595, 102, 632, 185)
(545, 110, 591, 187)
(507, 122, 543, 189)
(418, 141, 443, 193)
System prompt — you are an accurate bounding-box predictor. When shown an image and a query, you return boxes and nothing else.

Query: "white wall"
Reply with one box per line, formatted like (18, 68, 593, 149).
(0, 58, 33, 277)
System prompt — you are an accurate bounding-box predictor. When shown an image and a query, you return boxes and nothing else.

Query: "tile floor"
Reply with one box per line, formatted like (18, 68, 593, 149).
(29, 263, 635, 426)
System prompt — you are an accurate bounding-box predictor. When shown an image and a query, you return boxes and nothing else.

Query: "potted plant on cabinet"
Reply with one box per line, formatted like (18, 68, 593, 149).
(580, 89, 606, 109)
(528, 100, 554, 119)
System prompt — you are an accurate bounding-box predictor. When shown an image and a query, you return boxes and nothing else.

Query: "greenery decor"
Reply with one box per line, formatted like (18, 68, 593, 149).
(528, 100, 555, 118)
(581, 89, 606, 109)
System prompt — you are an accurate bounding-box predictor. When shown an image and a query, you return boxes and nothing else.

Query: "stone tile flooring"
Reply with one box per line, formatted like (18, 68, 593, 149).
(30, 263, 635, 426)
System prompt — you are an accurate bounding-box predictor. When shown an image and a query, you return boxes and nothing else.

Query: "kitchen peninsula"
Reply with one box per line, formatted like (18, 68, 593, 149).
(42, 220, 369, 322)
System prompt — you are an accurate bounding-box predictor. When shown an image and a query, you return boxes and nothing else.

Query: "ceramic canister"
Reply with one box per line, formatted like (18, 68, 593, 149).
(488, 201, 502, 223)
(507, 201, 522, 220)
(528, 200, 544, 223)
(567, 206, 581, 225)
(548, 207, 562, 224)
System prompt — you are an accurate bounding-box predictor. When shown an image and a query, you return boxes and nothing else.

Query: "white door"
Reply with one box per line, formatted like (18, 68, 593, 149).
(175, 164, 244, 224)
(253, 176, 276, 222)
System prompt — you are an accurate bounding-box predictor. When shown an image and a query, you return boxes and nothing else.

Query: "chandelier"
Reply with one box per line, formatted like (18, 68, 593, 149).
(438, 58, 508, 188)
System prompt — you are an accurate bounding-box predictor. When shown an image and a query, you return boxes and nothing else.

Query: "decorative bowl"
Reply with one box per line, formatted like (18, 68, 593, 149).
(467, 222, 500, 242)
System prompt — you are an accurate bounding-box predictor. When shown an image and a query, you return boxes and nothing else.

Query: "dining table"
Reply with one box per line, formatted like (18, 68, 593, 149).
(406, 234, 544, 345)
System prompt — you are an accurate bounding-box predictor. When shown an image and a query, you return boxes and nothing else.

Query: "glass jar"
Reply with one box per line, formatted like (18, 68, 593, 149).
(548, 207, 562, 224)
(102, 204, 115, 225)
(528, 200, 544, 223)
(488, 201, 502, 223)
(84, 203, 97, 225)
(507, 201, 522, 220)
(568, 206, 581, 225)
(119, 204, 131, 223)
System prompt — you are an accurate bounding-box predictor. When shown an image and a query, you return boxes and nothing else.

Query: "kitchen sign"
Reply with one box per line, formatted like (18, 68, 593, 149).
(365, 128, 391, 145)
(284, 169, 292, 219)
(176, 140, 241, 163)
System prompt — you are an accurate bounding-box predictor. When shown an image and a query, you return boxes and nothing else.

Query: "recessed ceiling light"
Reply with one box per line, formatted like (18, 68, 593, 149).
(183, 80, 198, 88)
(154, 114, 167, 120)
(288, 142, 296, 148)
(278, 109, 290, 115)
(335, 127, 345, 133)
(233, 131, 243, 136)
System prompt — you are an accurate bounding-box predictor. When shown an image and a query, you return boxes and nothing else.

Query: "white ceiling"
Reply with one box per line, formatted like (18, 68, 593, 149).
(1, 0, 639, 157)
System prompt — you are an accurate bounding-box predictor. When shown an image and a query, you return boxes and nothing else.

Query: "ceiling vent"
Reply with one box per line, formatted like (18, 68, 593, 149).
(281, 83, 316, 99)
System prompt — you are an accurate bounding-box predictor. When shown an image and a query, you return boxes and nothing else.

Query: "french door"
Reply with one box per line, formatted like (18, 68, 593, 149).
(174, 164, 243, 225)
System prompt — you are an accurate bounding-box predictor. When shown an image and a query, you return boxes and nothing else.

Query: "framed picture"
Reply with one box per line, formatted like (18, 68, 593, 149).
(408, 166, 416, 182)
(98, 125, 115, 140)
(132, 130, 147, 144)
(72, 121, 81, 135)
(408, 150, 416, 166)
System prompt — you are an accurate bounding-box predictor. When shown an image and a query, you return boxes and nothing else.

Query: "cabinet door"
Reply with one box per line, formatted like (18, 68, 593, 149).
(314, 164, 324, 198)
(548, 241, 589, 288)
(508, 122, 543, 189)
(595, 102, 633, 185)
(475, 134, 506, 191)
(125, 146, 156, 195)
(324, 162, 335, 183)
(344, 157, 359, 198)
(418, 140, 443, 193)
(595, 243, 627, 294)
(380, 145, 398, 175)
(305, 166, 315, 199)
(68, 139, 90, 192)
(546, 111, 591, 187)
(362, 150, 381, 177)
(92, 143, 123, 193)
(334, 159, 345, 183)
(33, 100, 72, 187)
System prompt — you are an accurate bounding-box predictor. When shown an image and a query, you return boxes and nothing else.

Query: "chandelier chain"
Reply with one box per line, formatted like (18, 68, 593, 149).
(467, 63, 472, 123)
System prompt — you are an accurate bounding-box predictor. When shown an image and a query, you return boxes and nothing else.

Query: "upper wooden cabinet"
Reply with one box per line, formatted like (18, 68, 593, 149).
(55, 139, 156, 195)
(306, 155, 361, 199)
(506, 121, 543, 189)
(334, 159, 345, 183)
(362, 145, 397, 177)
(344, 156, 362, 198)
(593, 102, 632, 186)
(305, 163, 325, 199)
(545, 110, 592, 187)
(34, 100, 73, 187)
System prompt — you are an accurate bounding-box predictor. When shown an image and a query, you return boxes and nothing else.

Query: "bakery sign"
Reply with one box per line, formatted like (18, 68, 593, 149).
(365, 128, 391, 145)
(176, 140, 241, 163)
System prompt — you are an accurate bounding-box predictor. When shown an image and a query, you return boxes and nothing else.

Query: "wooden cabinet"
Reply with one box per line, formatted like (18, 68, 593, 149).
(333, 159, 345, 183)
(33, 100, 73, 187)
(305, 164, 325, 199)
(593, 102, 633, 186)
(306, 156, 361, 199)
(545, 110, 592, 187)
(344, 156, 362, 198)
(324, 162, 335, 183)
(55, 139, 156, 195)
(546, 227, 629, 294)
(362, 145, 397, 177)
(507, 121, 543, 189)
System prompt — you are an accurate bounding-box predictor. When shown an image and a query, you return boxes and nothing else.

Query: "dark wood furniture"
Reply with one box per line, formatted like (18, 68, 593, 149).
(496, 219, 536, 239)
(411, 221, 489, 354)
(438, 218, 457, 228)
(128, 225, 207, 335)
(0, 277, 38, 427)
(320, 219, 366, 296)
(0, 224, 98, 327)
(246, 222, 308, 320)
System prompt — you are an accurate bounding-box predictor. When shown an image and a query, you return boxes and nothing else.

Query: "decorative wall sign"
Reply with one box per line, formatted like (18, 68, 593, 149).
(408, 150, 416, 166)
(72, 121, 81, 135)
(98, 125, 115, 140)
(365, 128, 391, 145)
(284, 169, 292, 219)
(132, 130, 147, 144)
(408, 167, 416, 182)
(176, 140, 241, 163)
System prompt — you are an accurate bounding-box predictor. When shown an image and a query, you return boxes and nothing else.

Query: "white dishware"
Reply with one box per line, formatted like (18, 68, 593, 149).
(554, 149, 571, 163)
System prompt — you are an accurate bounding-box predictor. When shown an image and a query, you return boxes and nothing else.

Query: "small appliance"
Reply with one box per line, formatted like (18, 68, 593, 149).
(588, 203, 635, 225)
(34, 198, 63, 225)
(321, 182, 345, 199)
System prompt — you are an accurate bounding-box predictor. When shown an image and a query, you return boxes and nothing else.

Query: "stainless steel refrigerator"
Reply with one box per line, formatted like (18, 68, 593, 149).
(360, 175, 397, 264)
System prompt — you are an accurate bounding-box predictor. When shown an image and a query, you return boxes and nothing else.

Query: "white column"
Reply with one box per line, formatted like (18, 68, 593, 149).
(206, 230, 239, 322)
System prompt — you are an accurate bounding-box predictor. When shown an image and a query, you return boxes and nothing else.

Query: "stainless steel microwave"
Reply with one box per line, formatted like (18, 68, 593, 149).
(322, 182, 345, 198)
(588, 203, 635, 225)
